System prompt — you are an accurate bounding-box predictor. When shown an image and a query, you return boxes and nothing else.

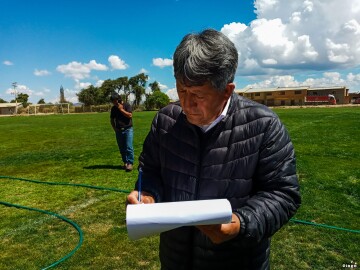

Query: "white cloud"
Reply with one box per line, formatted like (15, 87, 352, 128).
(303, 0, 314, 13)
(139, 68, 148, 74)
(77, 81, 92, 90)
(303, 72, 347, 86)
(153, 58, 173, 68)
(159, 82, 168, 90)
(34, 69, 51, 76)
(5, 84, 57, 103)
(290, 12, 301, 23)
(165, 88, 178, 101)
(343, 19, 360, 34)
(245, 75, 299, 89)
(74, 80, 104, 91)
(346, 72, 360, 91)
(296, 35, 318, 61)
(108, 55, 129, 70)
(262, 58, 277, 65)
(221, 22, 247, 40)
(254, 0, 279, 17)
(243, 72, 355, 90)
(222, 0, 360, 76)
(95, 80, 104, 87)
(252, 18, 290, 48)
(5, 84, 45, 102)
(33, 91, 44, 96)
(347, 72, 360, 82)
(57, 60, 108, 80)
(326, 39, 351, 63)
(57, 62, 90, 80)
(87, 60, 108, 71)
(3, 60, 13, 66)
(6, 84, 32, 96)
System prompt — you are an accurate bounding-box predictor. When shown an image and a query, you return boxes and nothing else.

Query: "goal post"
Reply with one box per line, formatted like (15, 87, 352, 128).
(27, 103, 70, 115)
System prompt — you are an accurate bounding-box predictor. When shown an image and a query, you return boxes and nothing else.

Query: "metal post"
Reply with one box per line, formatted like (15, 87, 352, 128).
(12, 82, 18, 114)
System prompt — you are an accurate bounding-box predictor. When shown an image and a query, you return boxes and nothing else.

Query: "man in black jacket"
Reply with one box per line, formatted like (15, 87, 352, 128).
(126, 29, 301, 269)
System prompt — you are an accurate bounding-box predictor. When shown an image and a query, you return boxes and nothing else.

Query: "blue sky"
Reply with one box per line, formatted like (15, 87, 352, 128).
(1, 0, 359, 103)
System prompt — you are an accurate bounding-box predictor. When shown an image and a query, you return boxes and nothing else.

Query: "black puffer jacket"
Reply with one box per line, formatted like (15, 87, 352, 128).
(137, 93, 301, 270)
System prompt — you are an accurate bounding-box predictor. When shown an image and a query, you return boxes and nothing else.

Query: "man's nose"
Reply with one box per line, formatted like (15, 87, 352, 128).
(183, 93, 196, 109)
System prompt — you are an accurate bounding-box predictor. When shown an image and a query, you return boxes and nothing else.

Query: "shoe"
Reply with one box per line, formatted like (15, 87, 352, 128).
(125, 163, 133, 172)
(122, 163, 127, 170)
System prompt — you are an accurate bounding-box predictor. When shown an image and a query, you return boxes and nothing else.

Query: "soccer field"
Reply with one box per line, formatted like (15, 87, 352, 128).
(0, 107, 359, 269)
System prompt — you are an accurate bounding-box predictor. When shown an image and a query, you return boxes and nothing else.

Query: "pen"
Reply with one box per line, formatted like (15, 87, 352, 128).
(138, 167, 142, 202)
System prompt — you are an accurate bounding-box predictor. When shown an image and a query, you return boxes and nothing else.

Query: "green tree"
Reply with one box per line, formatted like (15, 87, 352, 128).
(38, 98, 46, 104)
(114, 77, 130, 101)
(149, 81, 161, 92)
(99, 77, 129, 103)
(144, 91, 170, 110)
(77, 85, 101, 106)
(76, 74, 147, 106)
(0, 98, 7, 103)
(129, 73, 148, 108)
(99, 79, 116, 103)
(11, 93, 29, 107)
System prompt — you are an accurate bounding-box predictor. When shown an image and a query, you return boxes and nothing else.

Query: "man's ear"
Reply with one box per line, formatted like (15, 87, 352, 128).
(224, 83, 235, 99)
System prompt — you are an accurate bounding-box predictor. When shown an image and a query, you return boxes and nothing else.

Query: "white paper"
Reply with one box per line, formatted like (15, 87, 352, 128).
(126, 199, 232, 241)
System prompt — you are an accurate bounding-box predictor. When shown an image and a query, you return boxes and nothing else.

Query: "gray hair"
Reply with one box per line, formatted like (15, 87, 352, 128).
(173, 29, 238, 91)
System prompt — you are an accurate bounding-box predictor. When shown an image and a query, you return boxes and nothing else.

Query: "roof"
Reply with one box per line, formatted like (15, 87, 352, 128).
(0, 103, 22, 108)
(235, 86, 309, 94)
(308, 86, 347, 91)
(235, 86, 347, 94)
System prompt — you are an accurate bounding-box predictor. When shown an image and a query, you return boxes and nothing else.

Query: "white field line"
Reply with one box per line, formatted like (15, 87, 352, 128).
(2, 193, 112, 238)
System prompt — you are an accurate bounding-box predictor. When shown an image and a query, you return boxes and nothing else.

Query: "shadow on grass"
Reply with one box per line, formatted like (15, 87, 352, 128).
(83, 165, 123, 170)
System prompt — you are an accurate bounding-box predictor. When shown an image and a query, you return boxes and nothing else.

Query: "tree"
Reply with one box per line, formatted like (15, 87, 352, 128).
(76, 74, 148, 106)
(129, 73, 148, 108)
(0, 98, 7, 103)
(38, 98, 46, 104)
(100, 77, 130, 103)
(11, 93, 29, 107)
(149, 81, 161, 92)
(144, 91, 170, 110)
(115, 77, 130, 100)
(144, 93, 155, 110)
(77, 85, 102, 106)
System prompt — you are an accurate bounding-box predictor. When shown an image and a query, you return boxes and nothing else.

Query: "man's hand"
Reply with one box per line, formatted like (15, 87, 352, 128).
(126, 190, 155, 205)
(196, 213, 240, 244)
(117, 102, 132, 118)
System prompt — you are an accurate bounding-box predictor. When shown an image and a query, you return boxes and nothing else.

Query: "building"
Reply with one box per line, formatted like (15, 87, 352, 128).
(235, 86, 349, 106)
(349, 92, 360, 104)
(0, 103, 22, 115)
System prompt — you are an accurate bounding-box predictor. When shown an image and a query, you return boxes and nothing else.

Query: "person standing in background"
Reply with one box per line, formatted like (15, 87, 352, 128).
(110, 93, 134, 171)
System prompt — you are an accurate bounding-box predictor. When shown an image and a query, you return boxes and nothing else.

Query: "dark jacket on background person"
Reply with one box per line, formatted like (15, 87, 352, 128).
(137, 93, 301, 270)
(110, 102, 132, 130)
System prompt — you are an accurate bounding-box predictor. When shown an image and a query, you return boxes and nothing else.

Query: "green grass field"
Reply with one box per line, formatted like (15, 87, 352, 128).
(0, 107, 359, 269)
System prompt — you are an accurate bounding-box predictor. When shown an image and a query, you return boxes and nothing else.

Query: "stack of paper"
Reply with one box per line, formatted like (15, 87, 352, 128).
(126, 199, 232, 240)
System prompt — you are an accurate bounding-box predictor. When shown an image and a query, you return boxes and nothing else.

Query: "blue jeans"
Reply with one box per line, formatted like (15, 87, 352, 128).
(115, 127, 134, 165)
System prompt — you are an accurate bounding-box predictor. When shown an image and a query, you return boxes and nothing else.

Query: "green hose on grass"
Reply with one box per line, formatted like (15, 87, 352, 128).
(290, 218, 360, 234)
(0, 200, 83, 270)
(1, 175, 359, 269)
(0, 175, 131, 269)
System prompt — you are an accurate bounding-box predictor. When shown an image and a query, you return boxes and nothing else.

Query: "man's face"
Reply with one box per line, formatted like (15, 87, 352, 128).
(112, 99, 119, 105)
(176, 81, 234, 126)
